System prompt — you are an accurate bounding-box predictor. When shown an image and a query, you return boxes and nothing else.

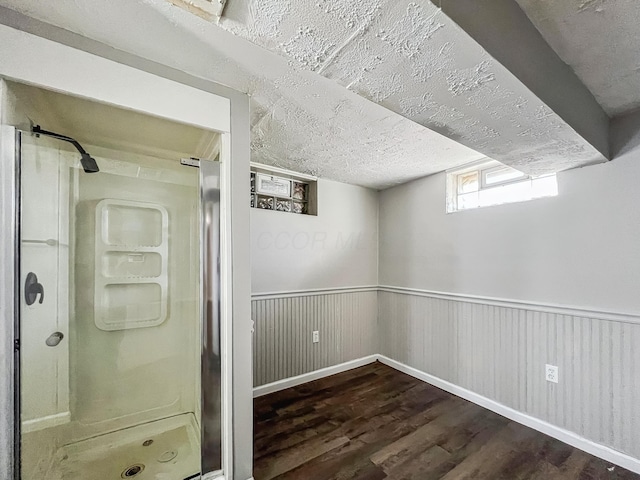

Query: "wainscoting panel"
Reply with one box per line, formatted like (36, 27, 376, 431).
(252, 289, 378, 387)
(377, 289, 640, 460)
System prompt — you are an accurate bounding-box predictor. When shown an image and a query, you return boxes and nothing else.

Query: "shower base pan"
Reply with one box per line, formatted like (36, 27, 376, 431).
(46, 414, 200, 480)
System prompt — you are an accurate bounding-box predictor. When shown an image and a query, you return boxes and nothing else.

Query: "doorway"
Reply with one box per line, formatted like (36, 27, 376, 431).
(8, 82, 223, 480)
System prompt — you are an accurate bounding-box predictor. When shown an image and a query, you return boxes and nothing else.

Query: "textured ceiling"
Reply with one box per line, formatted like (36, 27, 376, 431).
(219, 0, 606, 175)
(0, 0, 485, 189)
(517, 0, 640, 117)
(0, 0, 608, 189)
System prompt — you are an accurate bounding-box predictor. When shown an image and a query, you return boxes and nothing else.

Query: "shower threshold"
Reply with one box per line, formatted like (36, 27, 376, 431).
(46, 413, 200, 480)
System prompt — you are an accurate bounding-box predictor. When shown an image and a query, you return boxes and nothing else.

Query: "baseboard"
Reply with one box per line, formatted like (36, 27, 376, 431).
(252, 355, 378, 398)
(21, 411, 70, 434)
(377, 355, 640, 475)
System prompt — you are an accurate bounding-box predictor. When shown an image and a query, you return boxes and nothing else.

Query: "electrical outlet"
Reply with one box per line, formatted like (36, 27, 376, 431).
(312, 330, 320, 343)
(545, 364, 559, 383)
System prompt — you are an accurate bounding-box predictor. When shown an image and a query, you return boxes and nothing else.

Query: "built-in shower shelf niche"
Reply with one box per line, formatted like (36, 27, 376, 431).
(94, 199, 168, 331)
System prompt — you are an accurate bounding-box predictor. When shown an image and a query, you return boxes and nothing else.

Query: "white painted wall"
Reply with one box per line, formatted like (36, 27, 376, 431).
(377, 124, 640, 469)
(379, 149, 640, 314)
(251, 179, 378, 293)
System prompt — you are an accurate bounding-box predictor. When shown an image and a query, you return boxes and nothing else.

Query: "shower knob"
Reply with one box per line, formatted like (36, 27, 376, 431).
(45, 332, 64, 347)
(25, 272, 44, 305)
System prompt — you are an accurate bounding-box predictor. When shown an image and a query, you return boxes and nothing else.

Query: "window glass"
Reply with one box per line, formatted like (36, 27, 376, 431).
(447, 160, 557, 213)
(458, 171, 479, 194)
(250, 169, 315, 215)
(483, 166, 526, 186)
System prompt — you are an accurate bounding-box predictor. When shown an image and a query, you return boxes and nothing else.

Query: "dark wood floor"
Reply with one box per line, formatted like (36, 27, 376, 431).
(253, 362, 640, 480)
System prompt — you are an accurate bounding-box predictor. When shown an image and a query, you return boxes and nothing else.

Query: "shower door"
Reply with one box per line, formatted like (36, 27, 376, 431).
(16, 130, 222, 480)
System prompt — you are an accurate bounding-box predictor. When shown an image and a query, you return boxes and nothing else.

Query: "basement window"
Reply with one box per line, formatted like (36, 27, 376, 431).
(250, 163, 317, 216)
(446, 159, 557, 213)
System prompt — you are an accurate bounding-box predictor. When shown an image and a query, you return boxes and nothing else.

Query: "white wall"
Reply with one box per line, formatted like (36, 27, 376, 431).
(377, 126, 640, 468)
(379, 147, 640, 314)
(251, 179, 378, 293)
(249, 179, 378, 394)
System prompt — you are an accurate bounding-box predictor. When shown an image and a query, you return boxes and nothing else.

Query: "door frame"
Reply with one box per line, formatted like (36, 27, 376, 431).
(0, 123, 18, 480)
(0, 17, 251, 480)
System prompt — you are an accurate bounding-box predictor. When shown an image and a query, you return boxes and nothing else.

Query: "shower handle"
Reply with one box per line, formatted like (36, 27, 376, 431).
(25, 272, 44, 305)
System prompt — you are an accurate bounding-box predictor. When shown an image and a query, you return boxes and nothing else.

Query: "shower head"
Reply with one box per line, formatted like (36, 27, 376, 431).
(80, 152, 99, 173)
(31, 125, 100, 173)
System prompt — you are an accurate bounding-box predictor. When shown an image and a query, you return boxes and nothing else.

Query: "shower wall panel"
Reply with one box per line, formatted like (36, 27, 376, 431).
(20, 139, 72, 433)
(72, 153, 200, 436)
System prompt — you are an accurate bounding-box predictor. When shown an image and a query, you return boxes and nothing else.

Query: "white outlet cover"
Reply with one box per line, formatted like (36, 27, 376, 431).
(312, 330, 319, 343)
(545, 364, 559, 383)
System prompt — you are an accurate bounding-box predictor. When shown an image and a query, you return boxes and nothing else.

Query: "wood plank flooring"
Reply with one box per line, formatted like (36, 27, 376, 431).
(253, 362, 640, 480)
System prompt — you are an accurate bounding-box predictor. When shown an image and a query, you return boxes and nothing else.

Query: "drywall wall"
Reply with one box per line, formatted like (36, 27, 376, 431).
(379, 150, 640, 314)
(251, 179, 378, 293)
(377, 112, 640, 467)
(249, 180, 378, 396)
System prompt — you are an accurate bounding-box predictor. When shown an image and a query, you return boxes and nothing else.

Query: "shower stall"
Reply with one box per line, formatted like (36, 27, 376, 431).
(1, 80, 228, 480)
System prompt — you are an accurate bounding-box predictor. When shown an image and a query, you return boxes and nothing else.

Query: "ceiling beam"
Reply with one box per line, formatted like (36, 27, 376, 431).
(433, 0, 610, 160)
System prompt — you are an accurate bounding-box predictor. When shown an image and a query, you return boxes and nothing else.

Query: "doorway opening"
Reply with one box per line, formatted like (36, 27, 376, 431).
(6, 81, 223, 480)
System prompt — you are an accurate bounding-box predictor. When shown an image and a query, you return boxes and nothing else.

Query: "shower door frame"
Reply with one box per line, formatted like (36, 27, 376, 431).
(0, 21, 250, 480)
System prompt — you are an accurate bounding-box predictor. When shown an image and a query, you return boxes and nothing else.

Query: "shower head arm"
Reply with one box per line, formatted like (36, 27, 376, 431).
(32, 125, 88, 156)
(31, 125, 99, 173)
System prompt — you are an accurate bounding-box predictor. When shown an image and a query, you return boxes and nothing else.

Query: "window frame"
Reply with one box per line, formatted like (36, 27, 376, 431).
(250, 163, 318, 216)
(446, 159, 557, 213)
(479, 164, 529, 189)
